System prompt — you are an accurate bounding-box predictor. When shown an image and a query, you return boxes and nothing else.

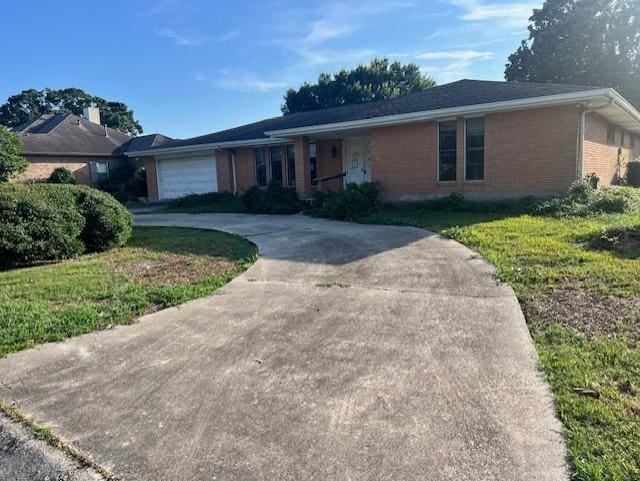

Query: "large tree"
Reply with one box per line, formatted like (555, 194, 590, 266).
(0, 88, 143, 135)
(0, 125, 27, 182)
(282, 58, 436, 114)
(505, 0, 640, 108)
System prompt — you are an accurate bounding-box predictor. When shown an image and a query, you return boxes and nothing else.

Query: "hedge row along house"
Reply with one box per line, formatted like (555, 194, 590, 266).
(127, 80, 637, 200)
(12, 106, 171, 185)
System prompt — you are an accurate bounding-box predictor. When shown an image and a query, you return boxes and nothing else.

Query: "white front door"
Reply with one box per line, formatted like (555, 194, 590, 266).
(343, 138, 371, 185)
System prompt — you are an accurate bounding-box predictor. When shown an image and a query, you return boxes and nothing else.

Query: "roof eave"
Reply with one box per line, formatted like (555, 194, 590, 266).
(124, 137, 285, 157)
(264, 89, 616, 137)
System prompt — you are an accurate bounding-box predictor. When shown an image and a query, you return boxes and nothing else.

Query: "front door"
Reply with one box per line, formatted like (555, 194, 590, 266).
(343, 138, 371, 185)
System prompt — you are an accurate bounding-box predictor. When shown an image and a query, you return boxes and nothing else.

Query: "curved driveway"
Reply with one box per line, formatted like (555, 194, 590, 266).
(0, 214, 567, 480)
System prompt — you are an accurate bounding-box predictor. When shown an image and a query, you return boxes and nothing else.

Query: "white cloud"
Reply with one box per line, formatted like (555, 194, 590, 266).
(446, 0, 535, 27)
(195, 72, 287, 93)
(157, 28, 207, 46)
(387, 49, 494, 82)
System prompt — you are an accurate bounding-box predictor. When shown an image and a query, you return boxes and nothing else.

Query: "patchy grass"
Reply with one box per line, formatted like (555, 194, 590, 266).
(0, 226, 256, 357)
(362, 206, 640, 481)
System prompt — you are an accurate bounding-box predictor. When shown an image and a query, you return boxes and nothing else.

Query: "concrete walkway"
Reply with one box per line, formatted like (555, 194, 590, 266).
(0, 214, 567, 480)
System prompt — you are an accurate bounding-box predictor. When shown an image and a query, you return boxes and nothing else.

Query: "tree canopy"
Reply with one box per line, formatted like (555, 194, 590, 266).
(282, 58, 436, 114)
(505, 0, 640, 108)
(0, 88, 143, 135)
(0, 125, 28, 182)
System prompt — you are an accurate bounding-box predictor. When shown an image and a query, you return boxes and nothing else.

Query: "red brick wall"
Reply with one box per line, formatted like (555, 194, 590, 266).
(144, 157, 158, 200)
(234, 148, 255, 192)
(215, 149, 232, 192)
(371, 105, 582, 200)
(317, 139, 343, 191)
(19, 158, 92, 185)
(584, 112, 640, 184)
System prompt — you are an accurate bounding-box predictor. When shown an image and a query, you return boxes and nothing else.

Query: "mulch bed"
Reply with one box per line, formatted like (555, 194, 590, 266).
(522, 286, 640, 338)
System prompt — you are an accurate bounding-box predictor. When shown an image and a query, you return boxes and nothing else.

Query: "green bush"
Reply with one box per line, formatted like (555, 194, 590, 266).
(538, 181, 640, 217)
(0, 184, 132, 267)
(171, 191, 237, 208)
(74, 188, 133, 252)
(628, 161, 640, 187)
(241, 181, 301, 214)
(313, 183, 380, 221)
(0, 184, 85, 266)
(47, 167, 76, 184)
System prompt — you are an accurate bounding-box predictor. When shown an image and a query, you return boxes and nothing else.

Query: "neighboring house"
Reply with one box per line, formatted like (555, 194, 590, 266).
(125, 80, 640, 201)
(13, 106, 171, 185)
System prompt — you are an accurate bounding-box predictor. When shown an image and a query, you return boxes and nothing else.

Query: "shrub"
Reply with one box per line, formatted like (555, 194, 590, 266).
(0, 184, 85, 266)
(171, 191, 237, 208)
(313, 183, 380, 221)
(587, 225, 640, 254)
(628, 161, 640, 187)
(538, 181, 640, 217)
(0, 184, 132, 267)
(73, 188, 133, 252)
(241, 185, 265, 213)
(48, 167, 76, 184)
(241, 181, 301, 214)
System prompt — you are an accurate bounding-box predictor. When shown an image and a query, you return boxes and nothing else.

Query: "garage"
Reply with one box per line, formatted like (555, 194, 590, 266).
(156, 154, 218, 200)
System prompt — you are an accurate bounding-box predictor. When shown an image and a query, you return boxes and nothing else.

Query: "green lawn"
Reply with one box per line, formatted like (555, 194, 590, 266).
(0, 226, 256, 357)
(363, 207, 640, 481)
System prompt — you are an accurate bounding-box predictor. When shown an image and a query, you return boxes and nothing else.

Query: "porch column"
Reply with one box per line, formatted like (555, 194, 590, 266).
(294, 136, 312, 198)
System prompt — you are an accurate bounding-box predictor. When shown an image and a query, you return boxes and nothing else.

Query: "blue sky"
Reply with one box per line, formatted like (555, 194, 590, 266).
(0, 0, 538, 139)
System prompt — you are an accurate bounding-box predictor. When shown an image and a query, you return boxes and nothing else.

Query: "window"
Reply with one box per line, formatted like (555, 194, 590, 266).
(90, 161, 109, 184)
(465, 117, 485, 181)
(309, 143, 318, 185)
(607, 124, 616, 144)
(438, 120, 457, 182)
(270, 145, 283, 184)
(286, 144, 296, 187)
(254, 148, 267, 186)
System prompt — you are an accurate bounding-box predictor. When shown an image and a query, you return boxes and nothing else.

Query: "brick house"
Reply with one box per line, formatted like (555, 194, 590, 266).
(125, 80, 640, 201)
(13, 106, 171, 185)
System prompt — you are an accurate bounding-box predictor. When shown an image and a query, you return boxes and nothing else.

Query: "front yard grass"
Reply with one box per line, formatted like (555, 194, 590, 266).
(0, 226, 256, 357)
(363, 207, 640, 481)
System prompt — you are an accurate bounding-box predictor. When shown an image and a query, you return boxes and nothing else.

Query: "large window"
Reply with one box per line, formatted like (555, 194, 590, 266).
(254, 148, 267, 186)
(607, 124, 616, 144)
(438, 120, 457, 182)
(286, 144, 296, 186)
(465, 117, 485, 181)
(270, 145, 283, 184)
(309, 143, 318, 185)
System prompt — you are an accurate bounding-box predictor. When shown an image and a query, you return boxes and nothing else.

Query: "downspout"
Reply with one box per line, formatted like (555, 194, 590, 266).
(230, 150, 238, 195)
(578, 98, 614, 180)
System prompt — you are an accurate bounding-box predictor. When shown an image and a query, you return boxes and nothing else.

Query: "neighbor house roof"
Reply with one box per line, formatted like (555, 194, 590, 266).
(126, 79, 640, 156)
(13, 113, 171, 157)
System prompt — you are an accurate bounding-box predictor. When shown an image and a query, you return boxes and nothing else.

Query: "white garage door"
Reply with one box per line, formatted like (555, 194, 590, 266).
(156, 155, 218, 200)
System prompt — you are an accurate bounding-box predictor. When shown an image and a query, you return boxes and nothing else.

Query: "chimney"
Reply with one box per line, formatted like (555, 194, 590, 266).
(83, 105, 101, 125)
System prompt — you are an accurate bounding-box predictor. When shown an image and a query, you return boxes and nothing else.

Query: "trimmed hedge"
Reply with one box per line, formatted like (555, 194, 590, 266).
(0, 184, 132, 267)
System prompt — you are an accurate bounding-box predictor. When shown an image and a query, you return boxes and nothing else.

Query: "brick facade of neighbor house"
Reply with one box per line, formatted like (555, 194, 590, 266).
(18, 157, 95, 185)
(371, 105, 583, 200)
(584, 112, 640, 185)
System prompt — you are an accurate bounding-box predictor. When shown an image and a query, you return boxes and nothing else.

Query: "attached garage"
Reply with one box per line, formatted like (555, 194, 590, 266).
(156, 154, 218, 200)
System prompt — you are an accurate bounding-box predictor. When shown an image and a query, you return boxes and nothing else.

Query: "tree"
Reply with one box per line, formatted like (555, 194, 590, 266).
(0, 125, 28, 182)
(0, 88, 143, 135)
(505, 0, 640, 109)
(282, 58, 436, 114)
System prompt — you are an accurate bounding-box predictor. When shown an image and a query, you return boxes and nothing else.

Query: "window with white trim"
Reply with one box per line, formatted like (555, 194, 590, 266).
(438, 120, 457, 182)
(254, 148, 267, 186)
(465, 117, 484, 181)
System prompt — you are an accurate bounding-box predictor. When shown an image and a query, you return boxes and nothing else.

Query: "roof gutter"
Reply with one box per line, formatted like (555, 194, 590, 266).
(264, 89, 614, 137)
(124, 137, 284, 157)
(578, 98, 614, 179)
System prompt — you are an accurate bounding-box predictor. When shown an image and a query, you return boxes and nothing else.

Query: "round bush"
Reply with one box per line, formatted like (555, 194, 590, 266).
(0, 184, 132, 267)
(48, 167, 76, 184)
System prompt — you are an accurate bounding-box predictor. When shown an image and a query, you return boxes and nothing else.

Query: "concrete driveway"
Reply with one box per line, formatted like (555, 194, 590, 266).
(0, 214, 567, 480)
